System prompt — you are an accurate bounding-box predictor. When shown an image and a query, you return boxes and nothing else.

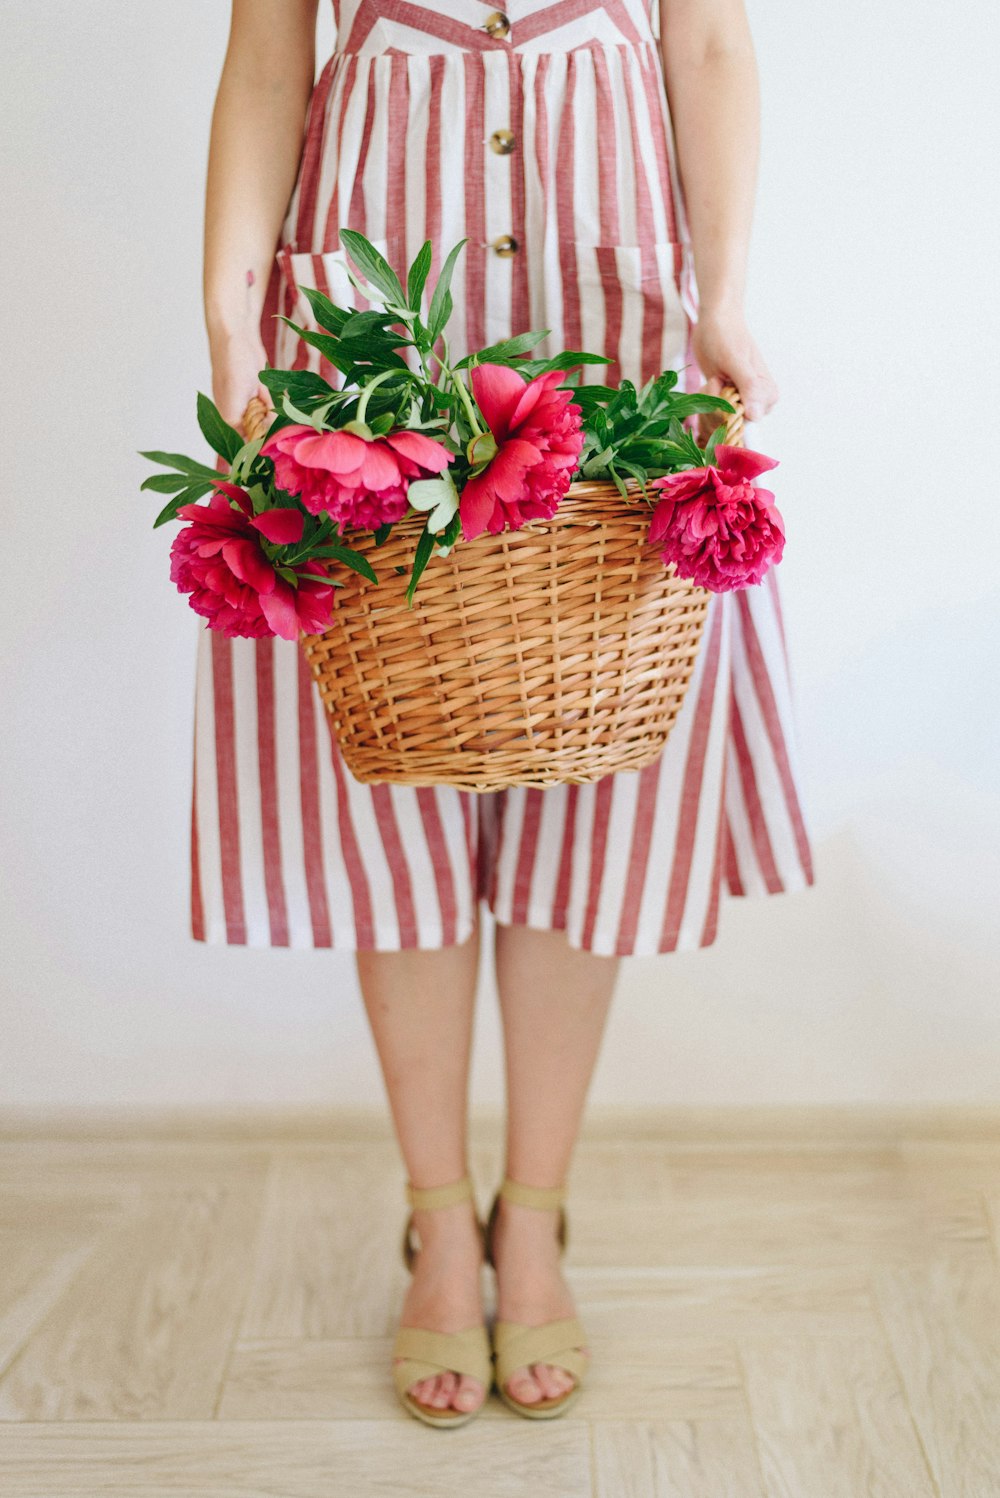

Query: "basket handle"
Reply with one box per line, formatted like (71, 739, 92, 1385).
(238, 380, 746, 450)
(240, 394, 274, 444)
(716, 381, 744, 448)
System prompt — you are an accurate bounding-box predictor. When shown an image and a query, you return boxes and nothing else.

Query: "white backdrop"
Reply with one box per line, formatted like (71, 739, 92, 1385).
(2, 1, 998, 1107)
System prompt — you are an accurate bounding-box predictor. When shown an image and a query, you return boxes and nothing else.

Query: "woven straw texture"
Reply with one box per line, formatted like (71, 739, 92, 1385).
(240, 383, 743, 793)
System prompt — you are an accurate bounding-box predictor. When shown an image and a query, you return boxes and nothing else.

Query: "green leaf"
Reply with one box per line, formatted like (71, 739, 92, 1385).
(274, 320, 355, 373)
(243, 482, 272, 511)
(606, 466, 629, 500)
(353, 354, 413, 376)
(703, 422, 726, 463)
(579, 446, 617, 478)
(329, 545, 379, 584)
(259, 368, 338, 404)
(570, 384, 622, 409)
(349, 315, 399, 345)
(196, 391, 243, 463)
(404, 523, 437, 607)
(231, 435, 266, 484)
(141, 472, 198, 494)
(406, 471, 460, 532)
(518, 350, 613, 375)
(295, 285, 352, 336)
(429, 290, 453, 346)
(137, 450, 223, 480)
(663, 393, 735, 419)
(614, 459, 657, 502)
(373, 523, 392, 546)
(151, 481, 214, 528)
(337, 309, 415, 342)
(407, 240, 433, 312)
(454, 329, 549, 367)
(328, 334, 412, 372)
(281, 390, 326, 430)
(341, 266, 410, 316)
(339, 229, 407, 307)
(427, 239, 467, 344)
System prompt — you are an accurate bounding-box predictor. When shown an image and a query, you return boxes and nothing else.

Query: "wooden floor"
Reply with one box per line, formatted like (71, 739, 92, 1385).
(0, 1106, 998, 1497)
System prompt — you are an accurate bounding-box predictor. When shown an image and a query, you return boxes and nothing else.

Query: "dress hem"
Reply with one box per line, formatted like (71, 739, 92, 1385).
(189, 869, 816, 958)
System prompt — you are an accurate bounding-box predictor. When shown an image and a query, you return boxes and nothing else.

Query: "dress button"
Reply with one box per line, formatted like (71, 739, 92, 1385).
(483, 11, 511, 39)
(492, 233, 519, 256)
(489, 128, 516, 154)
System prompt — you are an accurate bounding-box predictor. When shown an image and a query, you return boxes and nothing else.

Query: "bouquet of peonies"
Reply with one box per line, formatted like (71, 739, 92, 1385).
(141, 231, 785, 643)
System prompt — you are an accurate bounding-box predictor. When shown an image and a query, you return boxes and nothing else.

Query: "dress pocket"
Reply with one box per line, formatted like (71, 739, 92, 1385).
(570, 239, 694, 389)
(276, 233, 407, 330)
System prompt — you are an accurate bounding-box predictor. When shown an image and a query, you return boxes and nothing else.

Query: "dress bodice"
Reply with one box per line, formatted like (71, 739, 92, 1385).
(329, 0, 660, 55)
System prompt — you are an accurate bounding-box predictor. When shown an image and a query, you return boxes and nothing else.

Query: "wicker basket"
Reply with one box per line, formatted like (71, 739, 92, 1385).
(243, 383, 743, 793)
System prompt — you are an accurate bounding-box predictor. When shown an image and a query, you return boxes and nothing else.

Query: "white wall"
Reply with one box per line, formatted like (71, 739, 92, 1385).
(2, 1, 998, 1107)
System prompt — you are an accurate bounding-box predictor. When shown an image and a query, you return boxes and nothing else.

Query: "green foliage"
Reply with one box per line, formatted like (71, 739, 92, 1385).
(258, 368, 336, 406)
(573, 372, 735, 497)
(143, 230, 745, 614)
(453, 330, 549, 367)
(148, 481, 216, 528)
(405, 521, 437, 607)
(137, 450, 225, 481)
(196, 391, 243, 462)
(406, 240, 433, 312)
(424, 239, 465, 345)
(339, 229, 409, 309)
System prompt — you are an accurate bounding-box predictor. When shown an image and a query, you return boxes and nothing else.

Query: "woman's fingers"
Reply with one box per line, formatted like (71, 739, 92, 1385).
(691, 310, 780, 425)
(238, 391, 274, 441)
(730, 363, 779, 423)
(209, 326, 271, 433)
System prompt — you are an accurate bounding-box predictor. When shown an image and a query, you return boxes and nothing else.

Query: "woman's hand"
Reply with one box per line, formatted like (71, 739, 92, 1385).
(210, 323, 274, 438)
(691, 305, 779, 439)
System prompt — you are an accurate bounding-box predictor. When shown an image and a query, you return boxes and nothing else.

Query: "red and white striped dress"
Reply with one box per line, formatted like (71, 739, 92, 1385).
(189, 0, 816, 957)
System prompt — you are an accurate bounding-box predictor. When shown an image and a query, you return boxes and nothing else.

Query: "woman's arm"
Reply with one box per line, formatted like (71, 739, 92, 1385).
(204, 0, 319, 428)
(657, 0, 778, 424)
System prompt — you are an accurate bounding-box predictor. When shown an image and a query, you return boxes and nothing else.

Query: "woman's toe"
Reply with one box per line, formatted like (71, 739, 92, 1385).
(535, 1362, 574, 1400)
(430, 1371, 457, 1408)
(453, 1375, 484, 1411)
(506, 1367, 544, 1403)
(413, 1375, 438, 1406)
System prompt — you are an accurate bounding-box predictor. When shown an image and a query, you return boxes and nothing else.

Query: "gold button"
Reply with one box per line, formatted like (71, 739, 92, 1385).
(483, 11, 510, 38)
(489, 128, 516, 154)
(492, 233, 519, 256)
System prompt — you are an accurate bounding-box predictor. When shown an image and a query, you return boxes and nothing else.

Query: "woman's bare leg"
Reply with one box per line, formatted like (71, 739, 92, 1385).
(356, 920, 487, 1414)
(491, 922, 620, 1404)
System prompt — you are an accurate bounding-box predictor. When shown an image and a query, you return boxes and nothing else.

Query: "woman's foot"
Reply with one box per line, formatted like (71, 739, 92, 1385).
(393, 1200, 490, 1415)
(489, 1195, 590, 1405)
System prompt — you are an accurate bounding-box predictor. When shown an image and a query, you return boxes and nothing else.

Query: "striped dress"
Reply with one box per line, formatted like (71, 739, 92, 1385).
(189, 0, 816, 957)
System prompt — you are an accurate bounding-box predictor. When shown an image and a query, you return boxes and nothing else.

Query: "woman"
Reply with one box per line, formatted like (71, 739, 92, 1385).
(199, 0, 815, 1426)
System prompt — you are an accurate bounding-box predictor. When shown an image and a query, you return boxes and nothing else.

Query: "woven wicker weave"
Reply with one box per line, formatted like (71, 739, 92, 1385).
(241, 382, 743, 792)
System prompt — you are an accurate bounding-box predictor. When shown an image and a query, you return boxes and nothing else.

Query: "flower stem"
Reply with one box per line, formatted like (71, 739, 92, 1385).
(448, 368, 483, 437)
(355, 368, 398, 425)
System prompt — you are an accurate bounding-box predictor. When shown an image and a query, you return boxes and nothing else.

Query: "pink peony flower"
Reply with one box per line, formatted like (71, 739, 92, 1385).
(458, 364, 585, 540)
(169, 482, 336, 640)
(261, 424, 454, 530)
(647, 444, 784, 592)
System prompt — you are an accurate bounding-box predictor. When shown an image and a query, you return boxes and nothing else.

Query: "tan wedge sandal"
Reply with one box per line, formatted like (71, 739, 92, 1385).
(484, 1177, 591, 1419)
(391, 1174, 494, 1428)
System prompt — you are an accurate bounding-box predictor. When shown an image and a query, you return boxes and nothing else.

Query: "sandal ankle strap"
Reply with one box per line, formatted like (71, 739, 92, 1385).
(484, 1177, 569, 1269)
(498, 1177, 566, 1210)
(405, 1174, 475, 1211)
